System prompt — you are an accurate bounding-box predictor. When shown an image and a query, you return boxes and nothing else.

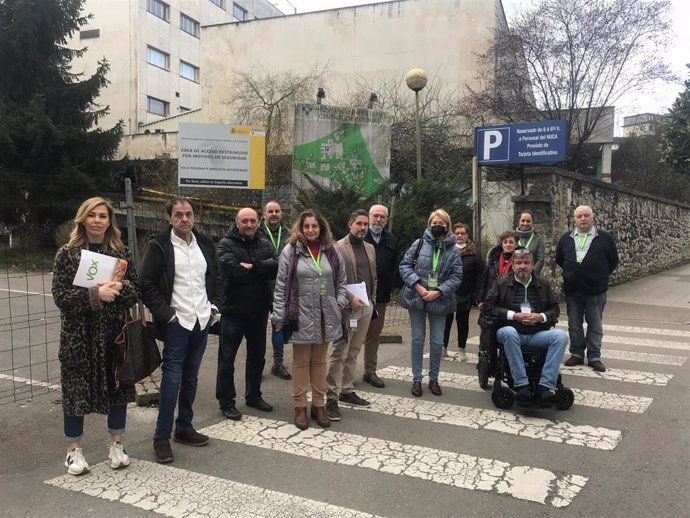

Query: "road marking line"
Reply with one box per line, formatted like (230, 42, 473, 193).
(467, 335, 690, 352)
(199, 416, 587, 507)
(0, 373, 61, 391)
(45, 459, 381, 518)
(558, 322, 690, 339)
(0, 288, 53, 297)
(379, 366, 653, 414)
(448, 347, 685, 366)
(350, 391, 622, 450)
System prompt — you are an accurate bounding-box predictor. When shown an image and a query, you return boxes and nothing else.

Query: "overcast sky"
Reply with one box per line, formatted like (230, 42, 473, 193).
(270, 0, 689, 127)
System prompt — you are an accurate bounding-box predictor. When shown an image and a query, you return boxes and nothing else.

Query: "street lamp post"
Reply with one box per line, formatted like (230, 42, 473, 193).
(405, 68, 428, 183)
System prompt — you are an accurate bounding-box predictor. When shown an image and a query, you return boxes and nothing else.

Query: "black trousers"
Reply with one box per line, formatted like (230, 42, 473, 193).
(443, 308, 471, 349)
(216, 313, 267, 409)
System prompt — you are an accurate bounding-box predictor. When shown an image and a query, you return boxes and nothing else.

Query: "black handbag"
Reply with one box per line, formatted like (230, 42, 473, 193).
(113, 303, 162, 389)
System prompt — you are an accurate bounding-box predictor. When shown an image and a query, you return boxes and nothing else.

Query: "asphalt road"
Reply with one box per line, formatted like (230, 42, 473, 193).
(1, 264, 689, 517)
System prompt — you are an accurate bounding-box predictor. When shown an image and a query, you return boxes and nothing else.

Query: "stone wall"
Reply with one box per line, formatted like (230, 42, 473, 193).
(483, 167, 690, 296)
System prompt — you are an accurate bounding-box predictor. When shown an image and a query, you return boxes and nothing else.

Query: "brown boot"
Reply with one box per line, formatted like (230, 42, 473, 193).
(294, 407, 309, 430)
(310, 406, 331, 428)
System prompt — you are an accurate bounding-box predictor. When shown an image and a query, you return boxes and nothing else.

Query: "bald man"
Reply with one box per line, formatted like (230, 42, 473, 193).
(556, 205, 618, 372)
(216, 208, 279, 420)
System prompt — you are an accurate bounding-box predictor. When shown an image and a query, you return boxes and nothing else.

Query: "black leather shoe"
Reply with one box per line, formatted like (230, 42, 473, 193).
(153, 439, 174, 463)
(536, 385, 556, 406)
(338, 392, 371, 406)
(588, 360, 607, 372)
(564, 355, 584, 367)
(221, 406, 242, 421)
(363, 372, 385, 388)
(174, 428, 209, 446)
(246, 397, 273, 412)
(271, 364, 292, 380)
(515, 385, 532, 403)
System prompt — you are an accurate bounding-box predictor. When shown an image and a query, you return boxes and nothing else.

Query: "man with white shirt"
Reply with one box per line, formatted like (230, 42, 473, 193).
(140, 197, 219, 464)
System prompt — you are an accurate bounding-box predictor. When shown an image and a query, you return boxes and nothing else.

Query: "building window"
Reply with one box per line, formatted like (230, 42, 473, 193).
(180, 13, 200, 37)
(180, 61, 199, 82)
(147, 0, 169, 21)
(179, 106, 190, 113)
(210, 0, 224, 9)
(147, 96, 169, 116)
(80, 29, 100, 39)
(146, 46, 169, 70)
(233, 2, 247, 21)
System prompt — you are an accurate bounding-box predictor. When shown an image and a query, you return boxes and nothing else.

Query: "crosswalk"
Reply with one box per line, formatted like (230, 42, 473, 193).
(44, 319, 688, 515)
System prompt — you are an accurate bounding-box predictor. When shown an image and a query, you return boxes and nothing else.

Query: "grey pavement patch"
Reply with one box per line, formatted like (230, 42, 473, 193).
(379, 366, 653, 414)
(348, 390, 622, 450)
(200, 416, 588, 508)
(556, 322, 690, 340)
(45, 459, 381, 518)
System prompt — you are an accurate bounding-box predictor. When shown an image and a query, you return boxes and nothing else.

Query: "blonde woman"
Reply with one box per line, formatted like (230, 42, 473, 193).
(398, 209, 462, 397)
(52, 197, 140, 475)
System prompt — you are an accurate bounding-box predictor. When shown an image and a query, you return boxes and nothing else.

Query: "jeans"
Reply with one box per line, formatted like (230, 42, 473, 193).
(565, 292, 607, 361)
(443, 308, 471, 349)
(272, 327, 285, 367)
(216, 313, 268, 409)
(409, 309, 446, 382)
(64, 404, 127, 442)
(496, 326, 568, 390)
(154, 320, 209, 441)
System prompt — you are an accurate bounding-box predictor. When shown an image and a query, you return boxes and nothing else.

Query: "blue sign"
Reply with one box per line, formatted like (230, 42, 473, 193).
(474, 120, 568, 165)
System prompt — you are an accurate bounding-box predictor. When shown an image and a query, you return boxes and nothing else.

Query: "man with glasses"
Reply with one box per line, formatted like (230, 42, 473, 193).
(556, 205, 618, 372)
(216, 208, 278, 421)
(362, 204, 398, 388)
(484, 248, 567, 404)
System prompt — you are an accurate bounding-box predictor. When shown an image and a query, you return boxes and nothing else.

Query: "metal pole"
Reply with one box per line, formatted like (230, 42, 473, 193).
(415, 90, 422, 183)
(389, 195, 396, 234)
(124, 178, 140, 266)
(472, 156, 482, 257)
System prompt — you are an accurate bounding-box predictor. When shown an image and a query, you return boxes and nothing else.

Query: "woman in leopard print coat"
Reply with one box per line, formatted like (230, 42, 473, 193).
(52, 197, 140, 475)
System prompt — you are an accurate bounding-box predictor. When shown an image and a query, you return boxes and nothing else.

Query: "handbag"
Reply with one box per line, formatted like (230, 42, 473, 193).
(113, 302, 162, 389)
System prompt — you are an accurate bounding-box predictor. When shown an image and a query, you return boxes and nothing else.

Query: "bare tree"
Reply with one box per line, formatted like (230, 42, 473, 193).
(465, 0, 675, 168)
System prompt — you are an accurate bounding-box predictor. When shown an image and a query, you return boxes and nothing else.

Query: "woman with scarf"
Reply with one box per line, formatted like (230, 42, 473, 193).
(478, 230, 517, 309)
(272, 209, 348, 430)
(398, 209, 462, 397)
(515, 210, 545, 274)
(443, 223, 484, 360)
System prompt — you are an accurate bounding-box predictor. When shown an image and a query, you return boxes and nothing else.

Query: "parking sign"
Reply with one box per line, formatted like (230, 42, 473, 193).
(474, 120, 568, 165)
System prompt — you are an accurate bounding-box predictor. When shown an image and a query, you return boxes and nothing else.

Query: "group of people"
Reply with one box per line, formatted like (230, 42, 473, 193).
(52, 196, 618, 476)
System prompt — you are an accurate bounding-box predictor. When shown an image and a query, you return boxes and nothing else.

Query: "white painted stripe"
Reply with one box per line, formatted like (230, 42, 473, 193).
(378, 366, 653, 414)
(349, 390, 622, 450)
(0, 373, 61, 391)
(446, 347, 686, 366)
(468, 335, 690, 353)
(558, 322, 690, 339)
(0, 288, 53, 297)
(45, 459, 380, 518)
(200, 416, 587, 507)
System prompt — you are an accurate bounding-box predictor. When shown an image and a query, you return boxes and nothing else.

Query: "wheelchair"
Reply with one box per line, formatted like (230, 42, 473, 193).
(477, 316, 574, 410)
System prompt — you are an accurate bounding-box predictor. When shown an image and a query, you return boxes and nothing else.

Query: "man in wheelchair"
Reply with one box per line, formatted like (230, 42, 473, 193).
(484, 248, 568, 405)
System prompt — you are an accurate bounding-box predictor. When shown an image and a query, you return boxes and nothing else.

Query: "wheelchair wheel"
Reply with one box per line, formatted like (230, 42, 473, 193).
(491, 386, 515, 409)
(555, 387, 575, 410)
(477, 355, 490, 389)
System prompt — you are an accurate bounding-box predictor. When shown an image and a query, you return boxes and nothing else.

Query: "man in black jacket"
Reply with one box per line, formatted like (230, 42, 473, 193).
(362, 204, 398, 388)
(556, 205, 619, 372)
(485, 249, 568, 404)
(216, 207, 278, 421)
(140, 197, 219, 464)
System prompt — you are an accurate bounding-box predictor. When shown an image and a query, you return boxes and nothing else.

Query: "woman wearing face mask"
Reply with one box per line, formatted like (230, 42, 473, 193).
(398, 209, 462, 397)
(442, 223, 484, 360)
(478, 230, 517, 310)
(514, 210, 545, 275)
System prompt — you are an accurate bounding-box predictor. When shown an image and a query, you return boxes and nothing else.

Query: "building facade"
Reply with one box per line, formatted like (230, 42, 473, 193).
(69, 0, 282, 135)
(622, 113, 669, 137)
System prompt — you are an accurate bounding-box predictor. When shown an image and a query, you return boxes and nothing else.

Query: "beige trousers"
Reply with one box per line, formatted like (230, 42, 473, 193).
(363, 302, 388, 375)
(292, 341, 329, 408)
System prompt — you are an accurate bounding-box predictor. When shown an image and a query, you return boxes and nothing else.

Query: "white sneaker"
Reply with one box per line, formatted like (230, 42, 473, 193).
(109, 441, 131, 469)
(458, 350, 467, 362)
(65, 447, 89, 476)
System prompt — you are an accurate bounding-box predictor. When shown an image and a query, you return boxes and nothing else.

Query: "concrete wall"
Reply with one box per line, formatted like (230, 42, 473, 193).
(201, 0, 506, 124)
(482, 167, 690, 296)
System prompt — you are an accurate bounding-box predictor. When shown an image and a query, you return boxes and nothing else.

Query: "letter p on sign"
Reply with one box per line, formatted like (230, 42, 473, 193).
(482, 130, 502, 160)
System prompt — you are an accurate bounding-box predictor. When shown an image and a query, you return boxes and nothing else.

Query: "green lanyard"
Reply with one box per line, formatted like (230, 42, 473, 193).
(264, 222, 282, 252)
(431, 248, 441, 274)
(307, 246, 322, 276)
(519, 278, 531, 302)
(578, 233, 587, 250)
(519, 233, 534, 249)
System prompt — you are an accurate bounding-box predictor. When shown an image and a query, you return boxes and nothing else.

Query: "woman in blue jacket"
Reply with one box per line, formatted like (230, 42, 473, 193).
(398, 209, 462, 397)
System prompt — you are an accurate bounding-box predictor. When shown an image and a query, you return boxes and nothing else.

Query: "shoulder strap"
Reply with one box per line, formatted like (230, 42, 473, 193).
(412, 238, 424, 267)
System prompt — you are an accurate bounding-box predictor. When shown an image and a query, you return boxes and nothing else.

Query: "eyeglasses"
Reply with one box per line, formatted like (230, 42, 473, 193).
(513, 248, 533, 258)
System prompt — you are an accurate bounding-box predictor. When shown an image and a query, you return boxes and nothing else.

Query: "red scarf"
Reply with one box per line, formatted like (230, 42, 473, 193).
(307, 240, 321, 260)
(498, 253, 513, 276)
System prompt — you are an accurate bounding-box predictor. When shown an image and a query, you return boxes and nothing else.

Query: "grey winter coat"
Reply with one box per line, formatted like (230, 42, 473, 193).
(271, 241, 348, 344)
(398, 229, 463, 315)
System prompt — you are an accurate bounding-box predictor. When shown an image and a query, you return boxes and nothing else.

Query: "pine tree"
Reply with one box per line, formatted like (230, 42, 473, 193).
(661, 76, 690, 176)
(0, 0, 122, 243)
